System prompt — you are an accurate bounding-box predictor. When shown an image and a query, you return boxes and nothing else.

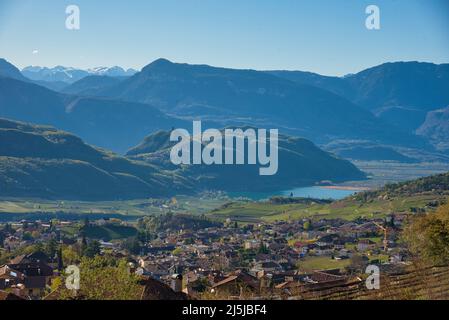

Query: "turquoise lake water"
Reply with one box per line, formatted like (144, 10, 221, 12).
(228, 186, 360, 201)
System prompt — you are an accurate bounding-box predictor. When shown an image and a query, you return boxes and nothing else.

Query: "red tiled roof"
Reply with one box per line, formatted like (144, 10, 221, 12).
(0, 290, 24, 300)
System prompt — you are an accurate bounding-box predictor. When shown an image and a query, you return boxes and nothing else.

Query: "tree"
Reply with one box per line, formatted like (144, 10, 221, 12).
(24, 242, 44, 254)
(80, 235, 88, 256)
(137, 230, 154, 243)
(31, 231, 40, 239)
(123, 237, 141, 255)
(258, 241, 269, 254)
(0, 230, 5, 247)
(54, 256, 141, 300)
(57, 246, 64, 271)
(346, 254, 369, 274)
(83, 217, 90, 228)
(78, 257, 141, 300)
(45, 239, 59, 259)
(83, 240, 101, 258)
(303, 220, 312, 231)
(3, 223, 14, 234)
(50, 276, 63, 293)
(22, 232, 34, 241)
(62, 246, 81, 265)
(402, 203, 449, 266)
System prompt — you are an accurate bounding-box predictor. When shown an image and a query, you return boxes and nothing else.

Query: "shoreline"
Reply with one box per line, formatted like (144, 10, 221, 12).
(318, 186, 370, 191)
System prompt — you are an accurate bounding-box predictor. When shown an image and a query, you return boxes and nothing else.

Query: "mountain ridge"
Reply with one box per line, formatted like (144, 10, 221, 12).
(0, 75, 188, 153)
(0, 118, 192, 200)
(82, 58, 424, 149)
(417, 106, 449, 152)
(269, 62, 449, 111)
(268, 61, 449, 112)
(126, 128, 367, 192)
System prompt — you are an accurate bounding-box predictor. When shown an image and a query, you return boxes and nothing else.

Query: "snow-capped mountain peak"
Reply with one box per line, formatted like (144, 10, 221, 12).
(21, 65, 138, 83)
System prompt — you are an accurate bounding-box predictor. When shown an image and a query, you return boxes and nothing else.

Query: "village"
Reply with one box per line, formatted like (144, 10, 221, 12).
(0, 209, 410, 300)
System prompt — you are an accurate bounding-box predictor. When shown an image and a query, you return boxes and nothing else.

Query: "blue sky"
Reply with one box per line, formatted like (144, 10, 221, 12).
(0, 0, 448, 76)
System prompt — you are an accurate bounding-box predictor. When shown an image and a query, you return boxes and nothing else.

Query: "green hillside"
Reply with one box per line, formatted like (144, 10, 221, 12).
(81, 225, 138, 241)
(0, 118, 192, 200)
(208, 171, 449, 223)
(127, 128, 366, 192)
(355, 171, 449, 201)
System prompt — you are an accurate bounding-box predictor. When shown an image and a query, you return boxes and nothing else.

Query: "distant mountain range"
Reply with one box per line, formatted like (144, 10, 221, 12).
(0, 75, 188, 153)
(59, 58, 426, 149)
(0, 118, 364, 200)
(22, 65, 138, 84)
(1, 57, 448, 158)
(0, 58, 137, 92)
(268, 62, 449, 113)
(268, 62, 449, 140)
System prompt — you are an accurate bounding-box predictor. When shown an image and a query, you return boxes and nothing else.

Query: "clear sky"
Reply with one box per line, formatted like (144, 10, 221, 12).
(0, 0, 448, 76)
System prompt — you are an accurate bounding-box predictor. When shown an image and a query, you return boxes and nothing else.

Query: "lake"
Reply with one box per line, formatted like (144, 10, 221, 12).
(228, 186, 362, 201)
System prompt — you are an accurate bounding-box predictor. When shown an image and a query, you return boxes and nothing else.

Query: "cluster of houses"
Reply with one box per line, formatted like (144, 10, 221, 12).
(133, 214, 409, 298)
(1, 221, 59, 252)
(0, 252, 56, 300)
(0, 212, 410, 300)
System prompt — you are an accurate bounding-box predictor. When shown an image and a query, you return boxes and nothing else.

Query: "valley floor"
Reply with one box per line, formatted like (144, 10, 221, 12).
(342, 160, 449, 189)
(1, 160, 449, 222)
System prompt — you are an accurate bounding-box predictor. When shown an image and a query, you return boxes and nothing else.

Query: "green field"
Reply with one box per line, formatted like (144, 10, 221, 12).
(81, 225, 138, 241)
(298, 253, 389, 272)
(57, 223, 138, 241)
(1, 191, 446, 224)
(208, 194, 448, 223)
(0, 195, 229, 217)
(1, 159, 448, 224)
(298, 256, 351, 272)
